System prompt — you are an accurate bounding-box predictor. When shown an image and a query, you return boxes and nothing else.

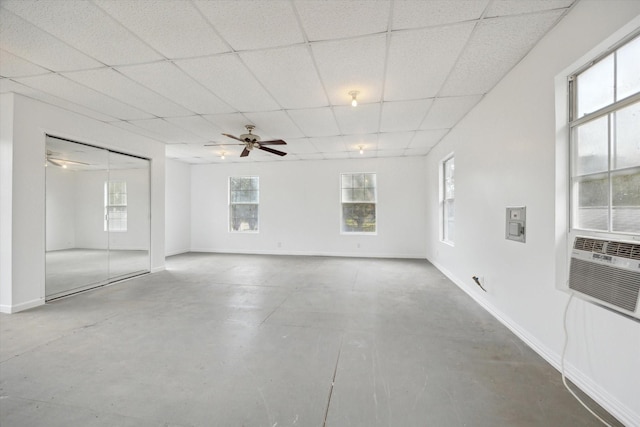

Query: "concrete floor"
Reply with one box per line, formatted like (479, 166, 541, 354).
(0, 253, 621, 426)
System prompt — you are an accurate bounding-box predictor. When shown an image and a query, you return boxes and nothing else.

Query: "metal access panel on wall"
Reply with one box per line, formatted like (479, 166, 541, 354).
(506, 206, 526, 243)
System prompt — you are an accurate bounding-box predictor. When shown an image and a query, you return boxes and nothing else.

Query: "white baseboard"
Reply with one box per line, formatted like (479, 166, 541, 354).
(150, 266, 165, 273)
(0, 297, 45, 314)
(165, 248, 190, 257)
(428, 258, 638, 427)
(188, 248, 426, 259)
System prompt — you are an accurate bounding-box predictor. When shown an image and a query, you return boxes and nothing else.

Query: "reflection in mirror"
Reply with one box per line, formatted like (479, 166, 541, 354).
(45, 136, 150, 299)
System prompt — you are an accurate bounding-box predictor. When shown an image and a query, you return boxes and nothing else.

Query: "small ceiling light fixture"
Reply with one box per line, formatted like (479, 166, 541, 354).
(359, 145, 364, 155)
(221, 151, 225, 160)
(349, 90, 359, 107)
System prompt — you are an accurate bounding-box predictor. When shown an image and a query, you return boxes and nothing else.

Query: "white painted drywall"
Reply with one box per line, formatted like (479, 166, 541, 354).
(165, 159, 191, 256)
(424, 2, 640, 425)
(0, 94, 165, 313)
(0, 93, 14, 311)
(191, 156, 427, 258)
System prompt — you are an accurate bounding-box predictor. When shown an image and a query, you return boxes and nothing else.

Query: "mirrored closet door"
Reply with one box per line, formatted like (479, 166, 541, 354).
(45, 136, 150, 300)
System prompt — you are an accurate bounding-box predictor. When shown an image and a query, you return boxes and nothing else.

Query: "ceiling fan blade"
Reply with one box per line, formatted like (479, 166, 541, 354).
(259, 139, 287, 146)
(222, 133, 245, 142)
(258, 146, 287, 156)
(240, 147, 250, 157)
(48, 157, 89, 166)
(47, 158, 64, 167)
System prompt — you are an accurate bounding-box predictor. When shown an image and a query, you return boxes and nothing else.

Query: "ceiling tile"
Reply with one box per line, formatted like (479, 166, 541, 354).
(310, 136, 347, 153)
(297, 153, 325, 161)
(116, 61, 234, 114)
(109, 121, 167, 142)
(410, 129, 449, 148)
(175, 54, 280, 112)
(392, 0, 489, 30)
(294, 1, 390, 41)
(13, 74, 153, 120)
(322, 152, 351, 159)
(240, 45, 328, 109)
(376, 148, 407, 158)
(0, 49, 49, 77)
(485, 0, 574, 17)
(127, 118, 205, 143)
(343, 134, 378, 152)
(1, 78, 117, 122)
(384, 23, 475, 100)
(164, 116, 225, 142)
(194, 0, 303, 51)
(334, 103, 380, 135)
(404, 146, 432, 156)
(440, 11, 564, 96)
(2, 0, 162, 66)
(420, 95, 483, 129)
(243, 110, 304, 140)
(0, 9, 101, 71)
(202, 113, 253, 140)
(283, 138, 320, 155)
(377, 132, 414, 150)
(380, 99, 433, 132)
(95, 0, 228, 59)
(287, 108, 340, 137)
(63, 68, 192, 118)
(312, 34, 386, 105)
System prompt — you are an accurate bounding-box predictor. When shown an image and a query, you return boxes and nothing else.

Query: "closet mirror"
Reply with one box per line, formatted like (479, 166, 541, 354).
(45, 136, 150, 299)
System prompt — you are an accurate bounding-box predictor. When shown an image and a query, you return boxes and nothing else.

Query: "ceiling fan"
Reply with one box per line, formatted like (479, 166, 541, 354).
(46, 150, 89, 168)
(206, 125, 287, 157)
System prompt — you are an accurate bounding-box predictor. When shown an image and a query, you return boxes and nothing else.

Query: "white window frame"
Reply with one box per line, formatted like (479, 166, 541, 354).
(340, 172, 377, 234)
(104, 181, 127, 232)
(229, 176, 259, 233)
(568, 31, 640, 237)
(440, 154, 455, 245)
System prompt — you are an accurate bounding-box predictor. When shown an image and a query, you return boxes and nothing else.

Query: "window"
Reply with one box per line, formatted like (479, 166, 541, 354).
(104, 181, 127, 232)
(569, 34, 640, 235)
(441, 156, 455, 244)
(341, 173, 376, 233)
(229, 176, 259, 232)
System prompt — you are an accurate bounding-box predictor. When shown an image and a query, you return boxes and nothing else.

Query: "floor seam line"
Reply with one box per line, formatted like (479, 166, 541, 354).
(322, 333, 344, 427)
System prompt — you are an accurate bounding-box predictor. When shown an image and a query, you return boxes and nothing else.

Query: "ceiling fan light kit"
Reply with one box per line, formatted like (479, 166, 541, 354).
(349, 90, 359, 107)
(205, 124, 287, 158)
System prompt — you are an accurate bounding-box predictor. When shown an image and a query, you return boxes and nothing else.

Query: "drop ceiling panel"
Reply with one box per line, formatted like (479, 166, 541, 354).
(343, 134, 378, 151)
(294, 0, 390, 41)
(128, 118, 205, 143)
(384, 23, 475, 100)
(175, 54, 280, 112)
(109, 120, 167, 142)
(485, 0, 574, 17)
(440, 11, 564, 96)
(380, 99, 433, 132)
(287, 107, 340, 137)
(240, 45, 328, 109)
(334, 103, 380, 135)
(95, 0, 228, 59)
(63, 68, 192, 118)
(410, 129, 449, 148)
(116, 62, 234, 114)
(202, 113, 252, 139)
(165, 116, 224, 142)
(2, 0, 162, 65)
(312, 35, 386, 105)
(310, 136, 347, 153)
(377, 132, 414, 150)
(0, 49, 49, 77)
(13, 74, 152, 120)
(283, 138, 319, 154)
(421, 95, 483, 129)
(243, 111, 305, 140)
(392, 0, 489, 29)
(377, 148, 407, 158)
(194, 0, 303, 50)
(0, 10, 101, 71)
(0, 78, 117, 122)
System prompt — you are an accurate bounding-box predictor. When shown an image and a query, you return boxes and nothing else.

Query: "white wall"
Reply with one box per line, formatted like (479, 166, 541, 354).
(165, 159, 191, 256)
(0, 94, 166, 313)
(424, 2, 640, 425)
(191, 156, 427, 258)
(0, 94, 14, 309)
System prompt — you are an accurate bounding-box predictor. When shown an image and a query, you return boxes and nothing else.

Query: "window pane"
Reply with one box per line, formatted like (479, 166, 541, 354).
(444, 199, 455, 242)
(352, 189, 365, 201)
(364, 173, 376, 188)
(230, 204, 258, 231)
(342, 203, 376, 232)
(612, 171, 640, 233)
(574, 176, 609, 231)
(341, 175, 353, 189)
(342, 189, 353, 202)
(577, 54, 614, 117)
(444, 157, 455, 199)
(613, 101, 640, 170)
(573, 116, 609, 176)
(365, 187, 376, 202)
(617, 36, 640, 101)
(353, 174, 364, 188)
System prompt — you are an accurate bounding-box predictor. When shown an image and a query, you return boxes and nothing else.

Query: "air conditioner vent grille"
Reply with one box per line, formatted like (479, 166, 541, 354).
(573, 237, 640, 260)
(569, 258, 640, 312)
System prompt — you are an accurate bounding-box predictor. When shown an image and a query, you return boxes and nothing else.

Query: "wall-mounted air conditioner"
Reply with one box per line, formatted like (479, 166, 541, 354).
(564, 236, 640, 320)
